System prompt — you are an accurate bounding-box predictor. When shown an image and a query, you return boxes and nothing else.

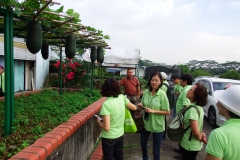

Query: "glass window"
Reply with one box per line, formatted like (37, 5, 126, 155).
(213, 82, 240, 91)
(197, 80, 205, 86)
(203, 81, 211, 95)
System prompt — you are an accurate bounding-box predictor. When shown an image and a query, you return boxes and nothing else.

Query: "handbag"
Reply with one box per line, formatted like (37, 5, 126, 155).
(124, 107, 137, 133)
(133, 110, 144, 133)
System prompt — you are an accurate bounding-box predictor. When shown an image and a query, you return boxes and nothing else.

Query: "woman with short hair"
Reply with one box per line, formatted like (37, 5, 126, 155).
(206, 85, 240, 160)
(179, 83, 208, 160)
(96, 78, 137, 160)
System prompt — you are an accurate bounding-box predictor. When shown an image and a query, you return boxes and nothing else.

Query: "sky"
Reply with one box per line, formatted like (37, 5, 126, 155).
(53, 0, 240, 65)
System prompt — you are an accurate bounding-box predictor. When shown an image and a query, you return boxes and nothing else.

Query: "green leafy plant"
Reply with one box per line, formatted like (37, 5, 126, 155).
(0, 89, 101, 159)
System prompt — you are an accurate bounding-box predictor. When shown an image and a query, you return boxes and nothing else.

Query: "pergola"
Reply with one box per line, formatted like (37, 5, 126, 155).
(0, 0, 110, 136)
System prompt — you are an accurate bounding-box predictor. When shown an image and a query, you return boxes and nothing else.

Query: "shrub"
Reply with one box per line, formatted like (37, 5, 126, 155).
(51, 58, 88, 88)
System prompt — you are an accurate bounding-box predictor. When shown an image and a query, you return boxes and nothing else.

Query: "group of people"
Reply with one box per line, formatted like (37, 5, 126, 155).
(96, 68, 240, 160)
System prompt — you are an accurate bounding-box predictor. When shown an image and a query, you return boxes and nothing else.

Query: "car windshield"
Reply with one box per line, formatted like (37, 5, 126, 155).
(213, 82, 240, 91)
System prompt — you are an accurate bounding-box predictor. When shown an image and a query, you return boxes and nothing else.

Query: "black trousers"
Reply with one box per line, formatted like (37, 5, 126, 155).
(0, 88, 4, 97)
(102, 135, 124, 160)
(0, 92, 4, 97)
(180, 145, 199, 160)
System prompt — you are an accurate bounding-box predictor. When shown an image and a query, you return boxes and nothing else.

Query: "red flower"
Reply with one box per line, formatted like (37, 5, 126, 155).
(67, 72, 74, 80)
(69, 63, 77, 70)
(54, 60, 60, 68)
(62, 64, 67, 69)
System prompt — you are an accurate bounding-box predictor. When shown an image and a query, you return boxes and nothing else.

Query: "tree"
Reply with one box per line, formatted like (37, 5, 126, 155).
(191, 69, 212, 78)
(177, 65, 190, 74)
(219, 70, 240, 80)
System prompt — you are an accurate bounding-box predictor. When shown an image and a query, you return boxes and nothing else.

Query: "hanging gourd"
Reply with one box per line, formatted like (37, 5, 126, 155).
(100, 53, 104, 64)
(97, 47, 104, 63)
(41, 42, 49, 60)
(90, 46, 97, 62)
(65, 34, 76, 59)
(26, 20, 42, 54)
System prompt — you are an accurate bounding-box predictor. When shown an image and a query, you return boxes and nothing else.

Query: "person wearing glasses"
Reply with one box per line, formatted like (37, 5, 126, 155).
(179, 83, 208, 160)
(205, 85, 240, 160)
(138, 72, 170, 160)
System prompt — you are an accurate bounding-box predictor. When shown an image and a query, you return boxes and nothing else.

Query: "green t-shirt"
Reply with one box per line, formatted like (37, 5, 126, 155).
(176, 85, 191, 113)
(161, 80, 169, 93)
(141, 89, 170, 132)
(180, 104, 204, 151)
(206, 119, 240, 160)
(174, 82, 183, 98)
(0, 72, 5, 92)
(100, 94, 130, 139)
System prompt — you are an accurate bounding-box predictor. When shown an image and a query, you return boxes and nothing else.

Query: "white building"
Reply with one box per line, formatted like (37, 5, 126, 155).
(0, 35, 49, 92)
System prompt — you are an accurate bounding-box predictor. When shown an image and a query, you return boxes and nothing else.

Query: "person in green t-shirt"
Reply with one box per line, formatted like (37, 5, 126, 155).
(171, 74, 183, 118)
(174, 74, 192, 159)
(205, 85, 240, 160)
(179, 83, 208, 160)
(96, 78, 137, 160)
(176, 74, 192, 113)
(138, 72, 170, 160)
(160, 72, 169, 93)
(160, 71, 169, 140)
(0, 65, 5, 97)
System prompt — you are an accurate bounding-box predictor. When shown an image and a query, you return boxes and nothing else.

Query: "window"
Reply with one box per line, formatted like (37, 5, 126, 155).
(203, 81, 211, 95)
(212, 82, 240, 91)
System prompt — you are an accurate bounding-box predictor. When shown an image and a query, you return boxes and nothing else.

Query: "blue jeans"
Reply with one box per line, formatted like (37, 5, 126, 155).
(102, 135, 124, 160)
(140, 128, 164, 160)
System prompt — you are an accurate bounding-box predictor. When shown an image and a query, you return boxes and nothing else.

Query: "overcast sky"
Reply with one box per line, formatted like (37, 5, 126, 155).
(55, 0, 240, 65)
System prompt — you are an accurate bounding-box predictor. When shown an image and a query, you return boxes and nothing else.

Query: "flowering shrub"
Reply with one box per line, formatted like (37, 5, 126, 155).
(52, 58, 87, 88)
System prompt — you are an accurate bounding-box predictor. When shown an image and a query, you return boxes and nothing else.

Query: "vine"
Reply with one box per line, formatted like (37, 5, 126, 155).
(0, 0, 110, 48)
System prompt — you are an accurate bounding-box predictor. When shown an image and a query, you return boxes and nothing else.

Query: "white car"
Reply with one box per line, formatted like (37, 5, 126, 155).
(194, 77, 240, 127)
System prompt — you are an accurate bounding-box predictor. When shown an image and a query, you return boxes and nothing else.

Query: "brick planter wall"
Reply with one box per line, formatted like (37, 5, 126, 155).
(5, 89, 105, 160)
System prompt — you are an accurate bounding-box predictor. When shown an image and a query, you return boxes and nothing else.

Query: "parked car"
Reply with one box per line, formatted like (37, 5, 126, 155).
(194, 77, 240, 127)
(192, 76, 212, 84)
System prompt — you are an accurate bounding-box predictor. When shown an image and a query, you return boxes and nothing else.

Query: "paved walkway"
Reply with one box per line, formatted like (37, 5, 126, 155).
(123, 115, 214, 160)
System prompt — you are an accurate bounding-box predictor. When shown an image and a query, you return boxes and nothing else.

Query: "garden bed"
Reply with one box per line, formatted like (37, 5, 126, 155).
(0, 88, 101, 160)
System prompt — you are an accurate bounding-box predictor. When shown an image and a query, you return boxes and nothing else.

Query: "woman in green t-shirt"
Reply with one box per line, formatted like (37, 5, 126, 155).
(206, 85, 240, 160)
(138, 72, 170, 160)
(179, 84, 208, 160)
(96, 78, 137, 160)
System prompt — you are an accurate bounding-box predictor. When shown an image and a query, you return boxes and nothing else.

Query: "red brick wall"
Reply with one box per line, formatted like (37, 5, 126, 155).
(7, 89, 105, 160)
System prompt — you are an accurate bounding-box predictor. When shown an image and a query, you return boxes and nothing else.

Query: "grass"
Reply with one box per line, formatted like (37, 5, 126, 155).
(0, 88, 101, 160)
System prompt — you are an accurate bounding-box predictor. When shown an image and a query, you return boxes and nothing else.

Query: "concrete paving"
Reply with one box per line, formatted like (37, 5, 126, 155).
(123, 115, 215, 160)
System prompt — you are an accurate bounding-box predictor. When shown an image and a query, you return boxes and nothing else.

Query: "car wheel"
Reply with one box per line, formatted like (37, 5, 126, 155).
(208, 106, 216, 127)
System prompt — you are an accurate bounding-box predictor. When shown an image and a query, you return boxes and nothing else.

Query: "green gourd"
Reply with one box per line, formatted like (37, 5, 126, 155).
(65, 34, 76, 59)
(90, 46, 97, 62)
(26, 20, 42, 54)
(97, 47, 104, 63)
(100, 54, 104, 64)
(41, 42, 49, 60)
